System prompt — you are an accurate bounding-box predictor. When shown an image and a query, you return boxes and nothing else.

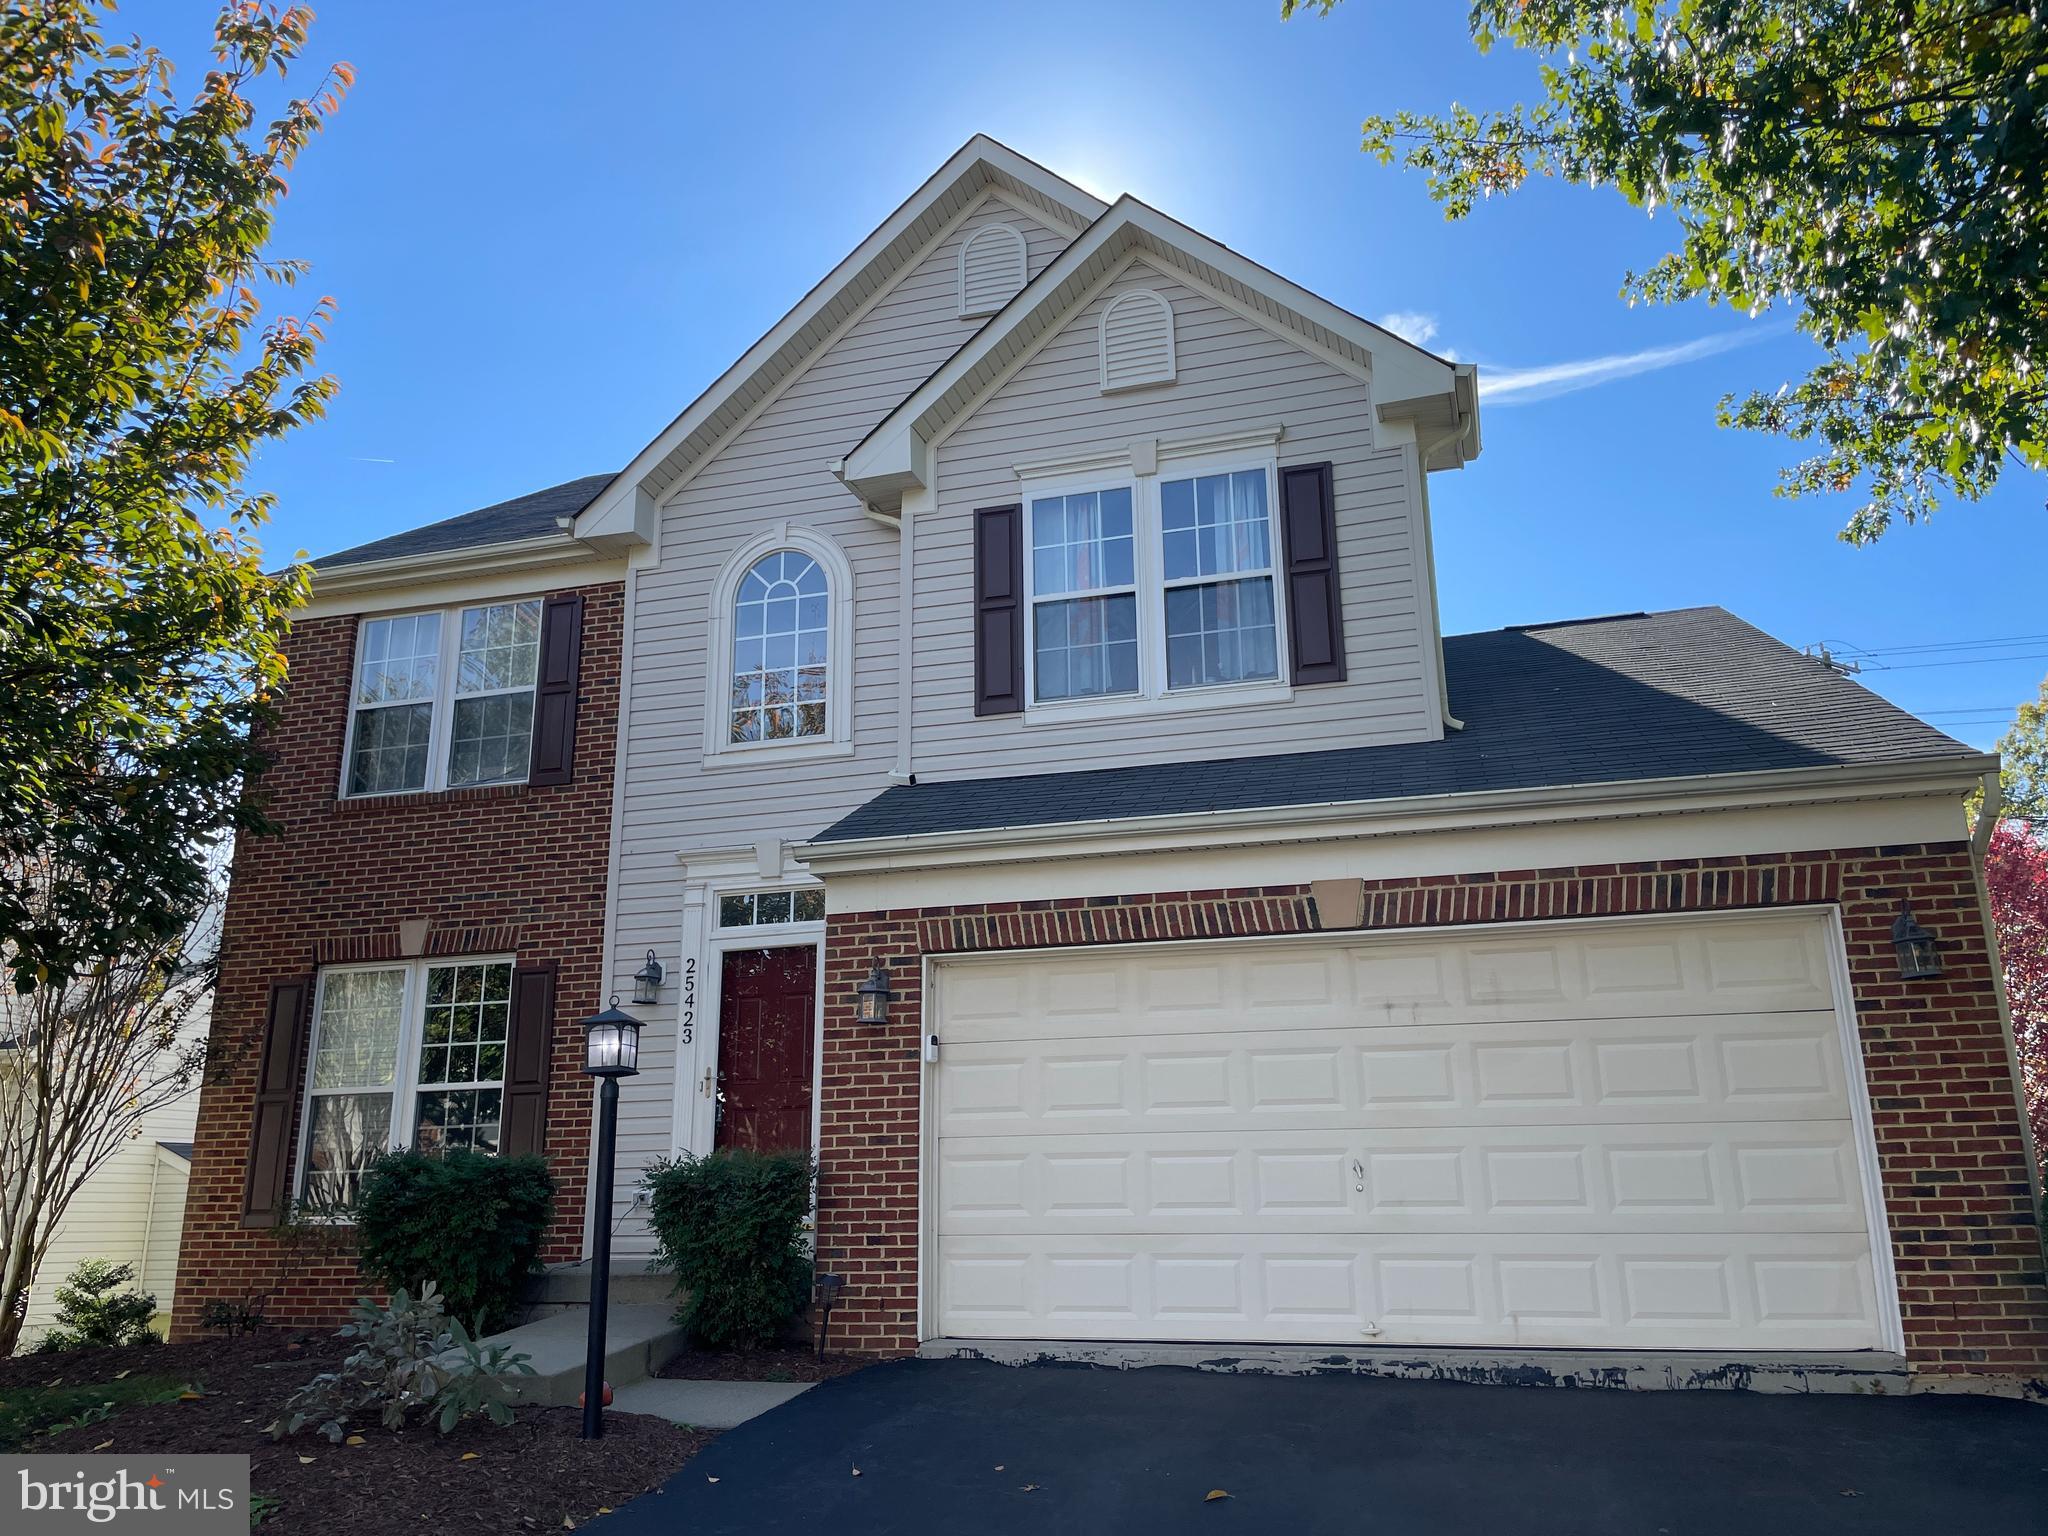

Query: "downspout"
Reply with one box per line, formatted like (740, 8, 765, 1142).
(1967, 770, 2046, 1235)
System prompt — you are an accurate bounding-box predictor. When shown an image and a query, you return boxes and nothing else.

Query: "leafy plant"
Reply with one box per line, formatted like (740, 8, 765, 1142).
(1291, 0, 2048, 542)
(352, 1151, 555, 1336)
(249, 1493, 283, 1528)
(35, 1259, 158, 1352)
(273, 1283, 534, 1443)
(644, 1150, 814, 1348)
(0, 1375, 184, 1451)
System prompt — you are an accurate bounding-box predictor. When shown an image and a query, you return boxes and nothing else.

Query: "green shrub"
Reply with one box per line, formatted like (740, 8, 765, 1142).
(352, 1151, 554, 1335)
(36, 1259, 159, 1352)
(274, 1283, 534, 1442)
(644, 1149, 814, 1348)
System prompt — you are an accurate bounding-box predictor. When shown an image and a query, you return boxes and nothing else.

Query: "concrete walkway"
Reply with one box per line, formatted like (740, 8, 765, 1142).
(611, 1377, 814, 1430)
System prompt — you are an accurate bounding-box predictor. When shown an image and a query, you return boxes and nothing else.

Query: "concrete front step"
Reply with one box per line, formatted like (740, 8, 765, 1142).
(524, 1259, 677, 1311)
(481, 1303, 687, 1407)
(921, 1338, 1914, 1396)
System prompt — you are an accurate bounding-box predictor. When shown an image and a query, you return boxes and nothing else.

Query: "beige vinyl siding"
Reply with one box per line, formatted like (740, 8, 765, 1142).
(601, 196, 1074, 1249)
(20, 1071, 199, 1344)
(912, 260, 1437, 780)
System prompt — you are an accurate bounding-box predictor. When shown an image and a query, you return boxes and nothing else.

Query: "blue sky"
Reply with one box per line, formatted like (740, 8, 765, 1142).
(141, 0, 2046, 749)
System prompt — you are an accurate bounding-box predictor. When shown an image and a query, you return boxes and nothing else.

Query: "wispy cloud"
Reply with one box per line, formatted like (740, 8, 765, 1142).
(1480, 329, 1777, 405)
(350, 456, 397, 464)
(1375, 310, 1441, 349)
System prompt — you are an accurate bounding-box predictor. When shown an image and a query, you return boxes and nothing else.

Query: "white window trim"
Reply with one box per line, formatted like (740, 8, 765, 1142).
(292, 954, 517, 1210)
(337, 598, 543, 799)
(1098, 287, 1176, 392)
(1019, 446, 1292, 724)
(958, 222, 1028, 320)
(700, 523, 856, 769)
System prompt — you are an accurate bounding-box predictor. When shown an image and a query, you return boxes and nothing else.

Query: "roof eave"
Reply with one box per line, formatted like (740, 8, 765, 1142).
(795, 755, 1993, 877)
(306, 531, 616, 599)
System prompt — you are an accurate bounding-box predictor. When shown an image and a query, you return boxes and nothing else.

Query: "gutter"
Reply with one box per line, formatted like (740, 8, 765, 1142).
(796, 755, 1993, 876)
(305, 531, 621, 599)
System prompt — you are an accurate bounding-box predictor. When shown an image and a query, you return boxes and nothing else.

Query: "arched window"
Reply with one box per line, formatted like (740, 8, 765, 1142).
(729, 550, 829, 743)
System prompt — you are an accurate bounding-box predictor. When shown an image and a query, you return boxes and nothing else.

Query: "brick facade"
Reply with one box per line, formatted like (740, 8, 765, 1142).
(816, 842, 2048, 1380)
(169, 581, 621, 1339)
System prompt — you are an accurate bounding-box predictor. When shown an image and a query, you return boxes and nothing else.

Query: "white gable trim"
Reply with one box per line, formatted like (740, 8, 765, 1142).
(576, 137, 1103, 545)
(842, 198, 1479, 507)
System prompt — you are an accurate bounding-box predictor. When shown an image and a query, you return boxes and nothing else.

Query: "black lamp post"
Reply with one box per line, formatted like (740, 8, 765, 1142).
(578, 995, 642, 1440)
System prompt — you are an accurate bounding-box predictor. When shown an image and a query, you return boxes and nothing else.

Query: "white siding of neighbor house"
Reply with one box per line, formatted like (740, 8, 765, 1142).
(599, 194, 1075, 1248)
(912, 259, 1438, 780)
(21, 1072, 199, 1345)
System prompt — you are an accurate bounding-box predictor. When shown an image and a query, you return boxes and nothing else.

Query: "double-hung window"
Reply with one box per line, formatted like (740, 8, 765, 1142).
(1021, 456, 1285, 710)
(346, 600, 542, 795)
(298, 959, 514, 1208)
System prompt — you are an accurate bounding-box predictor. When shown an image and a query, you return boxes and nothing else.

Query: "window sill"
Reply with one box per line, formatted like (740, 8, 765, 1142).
(699, 737, 857, 772)
(334, 782, 532, 813)
(1021, 679, 1293, 727)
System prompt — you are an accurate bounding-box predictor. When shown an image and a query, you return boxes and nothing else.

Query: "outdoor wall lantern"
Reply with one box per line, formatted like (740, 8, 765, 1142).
(576, 995, 643, 1440)
(630, 949, 665, 1007)
(855, 963, 894, 1026)
(1892, 903, 1944, 981)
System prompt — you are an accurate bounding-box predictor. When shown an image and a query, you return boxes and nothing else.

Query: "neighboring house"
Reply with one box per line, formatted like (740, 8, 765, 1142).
(16, 1074, 198, 1346)
(176, 138, 2048, 1390)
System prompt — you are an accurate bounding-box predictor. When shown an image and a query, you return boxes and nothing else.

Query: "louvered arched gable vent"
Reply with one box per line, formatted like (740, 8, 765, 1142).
(1098, 288, 1175, 392)
(958, 223, 1028, 318)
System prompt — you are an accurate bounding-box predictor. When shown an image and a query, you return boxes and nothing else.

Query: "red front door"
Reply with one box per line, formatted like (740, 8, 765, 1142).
(714, 945, 816, 1153)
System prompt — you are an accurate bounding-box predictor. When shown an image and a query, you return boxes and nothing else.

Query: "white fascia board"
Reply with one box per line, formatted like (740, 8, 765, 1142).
(841, 197, 1478, 505)
(300, 535, 623, 614)
(794, 757, 1992, 878)
(573, 137, 1103, 539)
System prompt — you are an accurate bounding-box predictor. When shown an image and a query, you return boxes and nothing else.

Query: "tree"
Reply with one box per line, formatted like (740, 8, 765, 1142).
(1994, 677, 2048, 821)
(0, 1, 347, 994)
(0, 856, 211, 1357)
(1286, 1, 2048, 543)
(0, 2, 345, 1354)
(1985, 821, 2048, 1169)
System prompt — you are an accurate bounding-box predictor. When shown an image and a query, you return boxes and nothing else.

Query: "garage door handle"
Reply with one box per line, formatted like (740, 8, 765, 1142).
(1352, 1158, 1365, 1192)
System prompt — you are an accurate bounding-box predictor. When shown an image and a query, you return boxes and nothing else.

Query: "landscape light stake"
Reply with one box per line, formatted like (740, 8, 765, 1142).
(578, 996, 644, 1440)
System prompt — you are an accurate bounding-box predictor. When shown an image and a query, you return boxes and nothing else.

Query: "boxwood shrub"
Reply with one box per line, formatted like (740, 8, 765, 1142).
(352, 1150, 554, 1335)
(644, 1149, 814, 1348)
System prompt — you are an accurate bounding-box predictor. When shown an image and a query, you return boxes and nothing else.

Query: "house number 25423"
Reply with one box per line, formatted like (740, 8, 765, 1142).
(680, 956, 697, 1045)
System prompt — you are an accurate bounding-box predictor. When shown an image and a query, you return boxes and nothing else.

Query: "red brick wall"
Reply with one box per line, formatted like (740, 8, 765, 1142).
(169, 581, 622, 1338)
(816, 843, 2048, 1379)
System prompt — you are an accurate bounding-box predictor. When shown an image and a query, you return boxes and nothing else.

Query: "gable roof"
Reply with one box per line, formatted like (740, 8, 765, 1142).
(809, 607, 1986, 845)
(837, 195, 1480, 507)
(313, 473, 615, 569)
(573, 136, 1105, 547)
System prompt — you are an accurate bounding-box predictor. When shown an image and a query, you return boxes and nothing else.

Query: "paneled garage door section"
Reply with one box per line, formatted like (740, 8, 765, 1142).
(929, 916, 1889, 1350)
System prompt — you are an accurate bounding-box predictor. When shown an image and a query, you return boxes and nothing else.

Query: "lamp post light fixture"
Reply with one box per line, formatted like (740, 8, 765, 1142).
(630, 949, 665, 1007)
(855, 963, 894, 1026)
(1891, 903, 1944, 981)
(578, 996, 643, 1440)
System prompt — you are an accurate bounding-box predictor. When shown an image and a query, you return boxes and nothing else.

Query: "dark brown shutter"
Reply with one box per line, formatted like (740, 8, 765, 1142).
(241, 977, 311, 1228)
(973, 504, 1024, 715)
(500, 964, 556, 1158)
(527, 593, 584, 786)
(1279, 461, 1346, 686)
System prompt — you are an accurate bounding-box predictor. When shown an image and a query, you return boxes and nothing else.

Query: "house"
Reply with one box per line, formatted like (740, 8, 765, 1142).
(175, 138, 2048, 1389)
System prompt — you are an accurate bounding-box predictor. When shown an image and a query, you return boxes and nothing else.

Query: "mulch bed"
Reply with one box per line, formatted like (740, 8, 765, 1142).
(25, 1330, 713, 1533)
(658, 1345, 872, 1383)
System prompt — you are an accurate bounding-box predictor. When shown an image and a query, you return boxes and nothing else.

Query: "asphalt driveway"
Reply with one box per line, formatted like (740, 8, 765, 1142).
(598, 1358, 2048, 1535)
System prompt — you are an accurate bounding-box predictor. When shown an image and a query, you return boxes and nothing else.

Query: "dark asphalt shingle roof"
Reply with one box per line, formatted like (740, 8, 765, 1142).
(312, 473, 616, 569)
(813, 607, 1983, 844)
(157, 1140, 194, 1161)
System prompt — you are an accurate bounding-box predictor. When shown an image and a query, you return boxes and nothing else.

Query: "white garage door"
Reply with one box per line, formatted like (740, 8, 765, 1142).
(928, 913, 1892, 1351)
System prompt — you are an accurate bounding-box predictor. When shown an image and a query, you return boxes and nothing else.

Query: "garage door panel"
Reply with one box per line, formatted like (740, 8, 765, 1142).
(935, 919, 1836, 1047)
(936, 1013, 1852, 1138)
(936, 1121, 1866, 1236)
(930, 915, 1885, 1353)
(936, 1231, 1880, 1348)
